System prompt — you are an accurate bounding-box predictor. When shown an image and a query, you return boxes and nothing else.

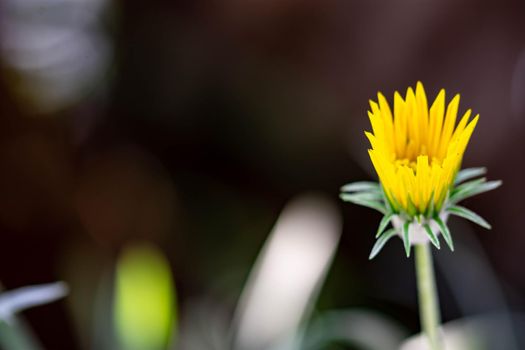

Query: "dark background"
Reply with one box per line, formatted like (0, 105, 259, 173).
(0, 0, 524, 348)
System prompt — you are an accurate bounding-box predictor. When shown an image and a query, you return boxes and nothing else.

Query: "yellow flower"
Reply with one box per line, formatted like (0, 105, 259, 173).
(341, 82, 500, 258)
(365, 82, 478, 216)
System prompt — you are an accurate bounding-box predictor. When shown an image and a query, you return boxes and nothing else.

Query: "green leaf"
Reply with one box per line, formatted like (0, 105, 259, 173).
(423, 223, 440, 249)
(369, 228, 397, 260)
(454, 167, 486, 184)
(449, 180, 502, 204)
(402, 222, 411, 257)
(434, 216, 454, 251)
(340, 181, 380, 193)
(340, 194, 387, 214)
(376, 213, 394, 238)
(447, 205, 491, 229)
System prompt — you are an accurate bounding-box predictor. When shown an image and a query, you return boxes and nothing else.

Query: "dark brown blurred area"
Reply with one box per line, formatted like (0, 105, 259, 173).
(0, 0, 525, 348)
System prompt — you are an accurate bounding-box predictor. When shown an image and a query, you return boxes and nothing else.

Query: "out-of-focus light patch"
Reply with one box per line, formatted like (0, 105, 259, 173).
(0, 282, 68, 323)
(114, 242, 177, 350)
(0, 0, 113, 114)
(233, 194, 341, 350)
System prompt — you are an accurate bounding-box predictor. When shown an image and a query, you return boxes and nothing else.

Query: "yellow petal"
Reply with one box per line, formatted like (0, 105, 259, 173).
(429, 89, 445, 157)
(437, 94, 460, 159)
(405, 87, 420, 149)
(378, 92, 395, 154)
(394, 91, 407, 156)
(415, 82, 429, 147)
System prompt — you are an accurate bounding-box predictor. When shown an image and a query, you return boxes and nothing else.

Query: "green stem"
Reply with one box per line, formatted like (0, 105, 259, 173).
(415, 243, 442, 350)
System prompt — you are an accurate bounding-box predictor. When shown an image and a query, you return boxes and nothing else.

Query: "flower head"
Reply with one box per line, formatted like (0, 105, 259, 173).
(341, 82, 501, 258)
(366, 82, 478, 217)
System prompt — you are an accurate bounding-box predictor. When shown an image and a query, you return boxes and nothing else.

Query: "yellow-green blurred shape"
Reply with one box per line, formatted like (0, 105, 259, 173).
(114, 242, 177, 350)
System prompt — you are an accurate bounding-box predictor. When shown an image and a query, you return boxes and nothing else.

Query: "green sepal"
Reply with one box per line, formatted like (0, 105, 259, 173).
(340, 191, 382, 201)
(376, 213, 394, 238)
(341, 181, 381, 193)
(435, 188, 449, 213)
(406, 196, 417, 219)
(434, 216, 454, 251)
(454, 167, 487, 184)
(449, 180, 501, 204)
(449, 177, 485, 201)
(402, 222, 411, 257)
(423, 223, 440, 249)
(453, 177, 486, 192)
(369, 228, 397, 260)
(447, 205, 491, 229)
(424, 192, 435, 219)
(340, 193, 387, 214)
(383, 188, 400, 214)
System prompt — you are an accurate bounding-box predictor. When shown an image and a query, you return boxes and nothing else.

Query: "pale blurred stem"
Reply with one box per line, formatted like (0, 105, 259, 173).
(0, 283, 42, 350)
(415, 243, 442, 350)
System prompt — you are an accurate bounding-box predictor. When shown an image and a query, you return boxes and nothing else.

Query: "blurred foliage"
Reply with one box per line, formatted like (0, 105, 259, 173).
(114, 242, 177, 350)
